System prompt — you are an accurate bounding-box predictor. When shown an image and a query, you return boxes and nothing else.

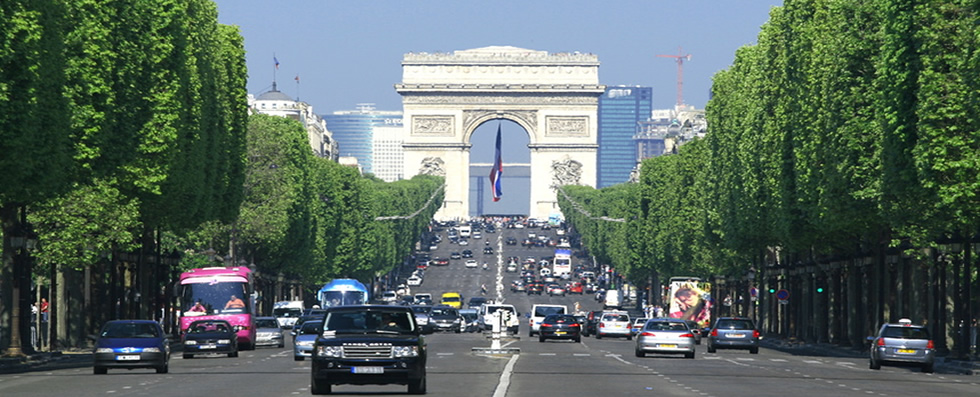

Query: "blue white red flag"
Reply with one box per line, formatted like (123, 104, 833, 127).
(489, 125, 503, 202)
(274, 56, 280, 69)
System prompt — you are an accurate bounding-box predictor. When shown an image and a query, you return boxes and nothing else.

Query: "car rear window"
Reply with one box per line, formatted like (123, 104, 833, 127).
(882, 326, 929, 339)
(603, 314, 629, 322)
(646, 321, 688, 331)
(716, 319, 754, 329)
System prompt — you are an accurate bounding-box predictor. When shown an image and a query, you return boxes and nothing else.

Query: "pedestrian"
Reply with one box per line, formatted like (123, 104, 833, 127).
(40, 298, 49, 323)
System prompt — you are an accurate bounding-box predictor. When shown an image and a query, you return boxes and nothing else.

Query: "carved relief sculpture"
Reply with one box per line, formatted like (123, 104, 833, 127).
(551, 156, 583, 187)
(419, 157, 446, 176)
(412, 116, 454, 135)
(546, 116, 588, 136)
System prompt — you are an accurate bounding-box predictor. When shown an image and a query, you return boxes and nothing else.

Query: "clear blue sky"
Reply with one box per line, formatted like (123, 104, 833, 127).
(213, 0, 782, 114)
(212, 0, 783, 215)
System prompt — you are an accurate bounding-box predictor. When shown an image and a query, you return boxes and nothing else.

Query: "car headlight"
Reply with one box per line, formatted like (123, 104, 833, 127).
(143, 347, 161, 353)
(95, 348, 113, 353)
(316, 345, 342, 358)
(392, 346, 419, 358)
(297, 340, 314, 346)
(184, 340, 198, 345)
(218, 339, 232, 344)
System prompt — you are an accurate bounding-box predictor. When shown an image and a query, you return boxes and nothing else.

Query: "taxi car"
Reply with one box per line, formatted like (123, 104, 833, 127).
(869, 318, 935, 373)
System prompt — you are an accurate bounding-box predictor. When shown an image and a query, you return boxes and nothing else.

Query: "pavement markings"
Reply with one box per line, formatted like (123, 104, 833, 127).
(492, 354, 519, 397)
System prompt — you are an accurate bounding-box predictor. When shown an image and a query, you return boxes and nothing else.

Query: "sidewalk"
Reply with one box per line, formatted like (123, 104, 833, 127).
(0, 349, 93, 375)
(760, 335, 979, 375)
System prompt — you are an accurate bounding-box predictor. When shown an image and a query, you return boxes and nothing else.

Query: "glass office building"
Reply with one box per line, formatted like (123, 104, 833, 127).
(322, 104, 402, 176)
(598, 86, 652, 188)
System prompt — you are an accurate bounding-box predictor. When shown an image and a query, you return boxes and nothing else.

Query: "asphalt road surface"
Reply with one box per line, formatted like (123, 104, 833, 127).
(2, 226, 978, 396)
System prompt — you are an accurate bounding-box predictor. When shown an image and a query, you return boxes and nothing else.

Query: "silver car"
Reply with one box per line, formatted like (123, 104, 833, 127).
(595, 311, 632, 340)
(869, 319, 935, 373)
(254, 317, 284, 348)
(635, 318, 696, 359)
(292, 321, 321, 361)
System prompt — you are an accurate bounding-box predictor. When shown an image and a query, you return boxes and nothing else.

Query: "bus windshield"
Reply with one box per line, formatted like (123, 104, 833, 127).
(181, 282, 249, 316)
(320, 290, 367, 308)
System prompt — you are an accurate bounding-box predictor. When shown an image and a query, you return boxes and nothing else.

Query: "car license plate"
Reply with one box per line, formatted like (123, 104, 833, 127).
(200, 344, 216, 349)
(556, 331, 566, 335)
(116, 355, 140, 361)
(352, 366, 384, 374)
(896, 349, 916, 354)
(729, 333, 745, 338)
(659, 344, 676, 348)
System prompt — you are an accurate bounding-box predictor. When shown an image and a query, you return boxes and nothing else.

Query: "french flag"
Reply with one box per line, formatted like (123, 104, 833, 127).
(489, 125, 503, 202)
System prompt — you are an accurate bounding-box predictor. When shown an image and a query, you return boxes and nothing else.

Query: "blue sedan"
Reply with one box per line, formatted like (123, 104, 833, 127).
(293, 321, 322, 360)
(93, 320, 170, 374)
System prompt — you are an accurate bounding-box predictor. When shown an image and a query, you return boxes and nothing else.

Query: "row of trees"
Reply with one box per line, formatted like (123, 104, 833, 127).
(0, 0, 442, 355)
(558, 0, 978, 354)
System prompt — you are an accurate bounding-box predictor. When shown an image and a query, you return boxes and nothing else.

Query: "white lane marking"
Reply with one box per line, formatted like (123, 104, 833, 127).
(769, 358, 788, 362)
(436, 352, 454, 356)
(803, 360, 822, 364)
(539, 353, 556, 356)
(573, 353, 591, 356)
(492, 354, 519, 397)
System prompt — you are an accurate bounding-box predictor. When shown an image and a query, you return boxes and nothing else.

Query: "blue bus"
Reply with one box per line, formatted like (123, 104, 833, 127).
(318, 279, 370, 308)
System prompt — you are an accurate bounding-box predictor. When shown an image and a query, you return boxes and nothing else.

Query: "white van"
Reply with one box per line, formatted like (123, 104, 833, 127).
(480, 303, 519, 334)
(458, 225, 472, 238)
(603, 290, 621, 309)
(528, 304, 567, 336)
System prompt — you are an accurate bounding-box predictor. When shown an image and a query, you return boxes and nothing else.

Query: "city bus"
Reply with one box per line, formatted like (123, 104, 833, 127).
(178, 266, 256, 350)
(552, 248, 572, 278)
(318, 278, 370, 308)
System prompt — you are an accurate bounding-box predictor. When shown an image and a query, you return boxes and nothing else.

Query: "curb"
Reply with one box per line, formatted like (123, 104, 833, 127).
(761, 337, 978, 375)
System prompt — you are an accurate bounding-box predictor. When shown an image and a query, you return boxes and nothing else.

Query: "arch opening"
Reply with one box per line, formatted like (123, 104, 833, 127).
(468, 119, 530, 217)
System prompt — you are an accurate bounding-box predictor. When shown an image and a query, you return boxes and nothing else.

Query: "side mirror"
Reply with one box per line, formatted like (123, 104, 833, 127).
(866, 336, 876, 343)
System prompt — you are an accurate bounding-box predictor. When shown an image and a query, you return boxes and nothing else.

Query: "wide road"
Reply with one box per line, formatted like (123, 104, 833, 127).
(2, 225, 978, 396)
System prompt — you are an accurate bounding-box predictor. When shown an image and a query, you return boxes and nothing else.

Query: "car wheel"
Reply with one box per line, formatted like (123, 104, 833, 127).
(278, 342, 284, 348)
(627, 334, 633, 341)
(455, 327, 461, 334)
(574, 336, 581, 343)
(408, 376, 426, 394)
(229, 350, 239, 358)
(93, 366, 107, 375)
(635, 349, 644, 358)
(294, 355, 304, 361)
(539, 335, 545, 343)
(749, 347, 758, 354)
(311, 377, 331, 395)
(922, 362, 934, 373)
(685, 352, 695, 359)
(183, 353, 193, 359)
(595, 333, 602, 339)
(869, 357, 881, 370)
(707, 345, 716, 353)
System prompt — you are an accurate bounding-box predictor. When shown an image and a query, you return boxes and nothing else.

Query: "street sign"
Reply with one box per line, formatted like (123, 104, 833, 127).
(776, 289, 790, 301)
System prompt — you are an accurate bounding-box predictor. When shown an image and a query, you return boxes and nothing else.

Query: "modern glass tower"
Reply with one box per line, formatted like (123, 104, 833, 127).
(598, 86, 652, 188)
(322, 104, 402, 176)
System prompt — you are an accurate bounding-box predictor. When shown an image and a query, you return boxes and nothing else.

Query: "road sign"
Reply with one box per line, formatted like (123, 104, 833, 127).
(776, 289, 790, 301)
(749, 287, 758, 297)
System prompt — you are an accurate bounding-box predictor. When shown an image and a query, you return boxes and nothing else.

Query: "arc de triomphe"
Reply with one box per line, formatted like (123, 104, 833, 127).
(396, 46, 604, 220)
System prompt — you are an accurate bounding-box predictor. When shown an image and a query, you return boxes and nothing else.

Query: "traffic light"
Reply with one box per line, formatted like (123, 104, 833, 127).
(816, 278, 826, 293)
(768, 288, 776, 294)
(816, 286, 824, 293)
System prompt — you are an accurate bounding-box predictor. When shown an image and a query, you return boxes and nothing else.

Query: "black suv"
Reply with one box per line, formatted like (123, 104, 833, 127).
(311, 305, 427, 394)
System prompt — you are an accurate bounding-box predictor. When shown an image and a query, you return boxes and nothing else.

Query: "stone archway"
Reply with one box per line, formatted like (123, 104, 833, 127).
(396, 46, 604, 220)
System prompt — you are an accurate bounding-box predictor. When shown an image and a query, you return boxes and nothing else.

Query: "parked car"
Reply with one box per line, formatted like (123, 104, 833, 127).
(310, 305, 426, 394)
(706, 316, 760, 354)
(293, 320, 323, 360)
(538, 314, 582, 343)
(868, 318, 935, 373)
(595, 311, 632, 340)
(255, 317, 285, 348)
(635, 318, 696, 358)
(183, 319, 239, 359)
(92, 320, 170, 374)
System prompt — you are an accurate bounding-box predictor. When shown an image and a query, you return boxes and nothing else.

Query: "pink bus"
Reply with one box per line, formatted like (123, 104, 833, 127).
(178, 266, 256, 350)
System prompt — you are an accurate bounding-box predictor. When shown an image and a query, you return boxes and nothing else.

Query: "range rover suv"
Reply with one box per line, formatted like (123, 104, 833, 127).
(310, 305, 427, 394)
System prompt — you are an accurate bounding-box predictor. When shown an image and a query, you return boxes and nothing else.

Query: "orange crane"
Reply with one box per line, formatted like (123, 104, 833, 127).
(657, 47, 692, 107)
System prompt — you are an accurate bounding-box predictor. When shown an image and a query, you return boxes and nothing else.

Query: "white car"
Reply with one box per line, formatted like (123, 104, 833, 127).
(407, 275, 422, 286)
(465, 259, 479, 268)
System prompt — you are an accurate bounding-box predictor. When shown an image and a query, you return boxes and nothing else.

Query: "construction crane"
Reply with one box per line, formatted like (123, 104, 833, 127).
(657, 47, 692, 107)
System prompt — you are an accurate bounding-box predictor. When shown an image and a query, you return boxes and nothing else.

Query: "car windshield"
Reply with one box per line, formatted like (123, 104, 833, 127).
(273, 307, 302, 317)
(101, 322, 160, 338)
(188, 321, 231, 333)
(324, 310, 415, 334)
(534, 306, 564, 317)
(300, 322, 322, 335)
(255, 319, 279, 328)
(882, 326, 929, 339)
(430, 307, 457, 316)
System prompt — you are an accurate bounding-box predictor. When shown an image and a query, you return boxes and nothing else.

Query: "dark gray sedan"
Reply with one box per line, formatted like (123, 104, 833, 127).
(706, 317, 760, 354)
